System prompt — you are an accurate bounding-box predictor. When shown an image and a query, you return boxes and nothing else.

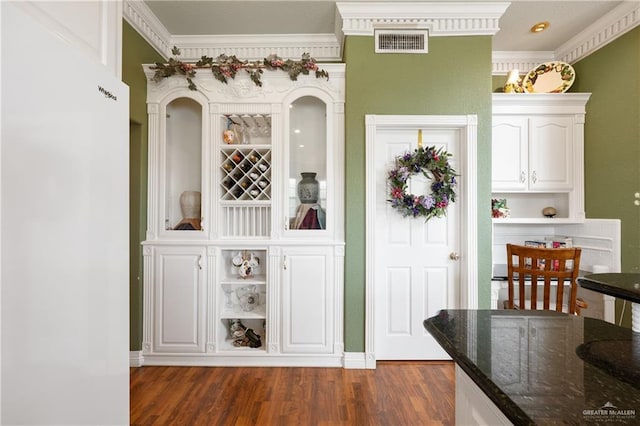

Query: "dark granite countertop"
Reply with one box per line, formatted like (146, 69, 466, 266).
(578, 273, 640, 304)
(424, 310, 640, 425)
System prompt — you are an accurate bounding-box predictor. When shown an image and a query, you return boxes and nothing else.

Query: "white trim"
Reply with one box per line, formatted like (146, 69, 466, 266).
(123, 0, 172, 59)
(137, 354, 343, 367)
(130, 350, 144, 367)
(491, 51, 555, 76)
(170, 34, 342, 62)
(492, 93, 591, 115)
(555, 0, 640, 64)
(364, 114, 478, 366)
(123, 0, 341, 61)
(343, 352, 368, 369)
(493, 1, 640, 74)
(337, 2, 509, 37)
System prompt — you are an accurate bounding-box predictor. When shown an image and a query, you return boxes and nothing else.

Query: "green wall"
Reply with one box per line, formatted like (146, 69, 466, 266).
(572, 27, 640, 327)
(343, 35, 494, 352)
(573, 26, 640, 273)
(123, 21, 640, 350)
(122, 21, 165, 351)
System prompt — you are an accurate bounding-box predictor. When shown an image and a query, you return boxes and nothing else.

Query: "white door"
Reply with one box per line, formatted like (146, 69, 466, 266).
(374, 128, 461, 359)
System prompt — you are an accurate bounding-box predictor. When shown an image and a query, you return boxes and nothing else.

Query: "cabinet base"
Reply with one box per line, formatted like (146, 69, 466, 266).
(138, 353, 344, 367)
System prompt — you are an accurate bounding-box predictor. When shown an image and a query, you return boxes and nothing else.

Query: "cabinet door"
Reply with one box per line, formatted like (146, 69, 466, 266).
(492, 116, 528, 191)
(153, 246, 205, 353)
(527, 316, 578, 393)
(286, 95, 330, 233)
(529, 116, 573, 190)
(281, 246, 334, 353)
(491, 317, 528, 393)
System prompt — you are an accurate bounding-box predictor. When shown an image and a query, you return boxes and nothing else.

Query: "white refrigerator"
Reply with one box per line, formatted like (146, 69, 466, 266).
(2, 2, 129, 424)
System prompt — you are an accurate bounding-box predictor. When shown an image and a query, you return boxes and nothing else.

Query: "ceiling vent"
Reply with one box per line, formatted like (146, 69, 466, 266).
(374, 29, 429, 54)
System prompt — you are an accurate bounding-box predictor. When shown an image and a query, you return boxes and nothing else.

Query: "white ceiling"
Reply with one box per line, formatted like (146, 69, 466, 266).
(144, 0, 624, 52)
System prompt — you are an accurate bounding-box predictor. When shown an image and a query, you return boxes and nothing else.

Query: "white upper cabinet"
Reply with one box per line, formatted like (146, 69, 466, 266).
(491, 94, 590, 223)
(492, 115, 574, 192)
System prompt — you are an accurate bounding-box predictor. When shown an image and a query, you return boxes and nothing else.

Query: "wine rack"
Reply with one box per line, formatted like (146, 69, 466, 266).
(220, 148, 272, 201)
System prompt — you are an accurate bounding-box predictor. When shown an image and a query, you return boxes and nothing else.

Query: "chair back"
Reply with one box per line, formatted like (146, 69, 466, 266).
(506, 243, 582, 314)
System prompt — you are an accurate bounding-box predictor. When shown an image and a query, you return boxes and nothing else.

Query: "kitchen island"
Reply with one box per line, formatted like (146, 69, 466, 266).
(424, 310, 640, 425)
(579, 273, 640, 331)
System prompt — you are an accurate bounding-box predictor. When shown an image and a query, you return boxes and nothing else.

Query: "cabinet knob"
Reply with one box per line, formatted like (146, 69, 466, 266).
(520, 171, 526, 183)
(449, 252, 460, 261)
(531, 171, 537, 184)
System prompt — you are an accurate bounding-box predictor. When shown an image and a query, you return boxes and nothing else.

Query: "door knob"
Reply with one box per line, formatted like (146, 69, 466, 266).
(449, 252, 460, 261)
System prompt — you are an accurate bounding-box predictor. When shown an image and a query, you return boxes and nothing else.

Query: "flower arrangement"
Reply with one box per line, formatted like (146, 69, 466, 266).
(151, 47, 329, 90)
(387, 146, 457, 221)
(491, 198, 510, 218)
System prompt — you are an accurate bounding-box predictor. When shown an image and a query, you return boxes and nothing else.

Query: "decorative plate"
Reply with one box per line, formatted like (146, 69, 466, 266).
(523, 61, 576, 93)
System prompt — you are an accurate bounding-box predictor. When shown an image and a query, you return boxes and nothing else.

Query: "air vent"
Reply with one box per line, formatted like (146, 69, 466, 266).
(374, 29, 429, 54)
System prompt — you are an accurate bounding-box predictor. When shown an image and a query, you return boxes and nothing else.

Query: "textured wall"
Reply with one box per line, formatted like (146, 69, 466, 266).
(342, 35, 493, 352)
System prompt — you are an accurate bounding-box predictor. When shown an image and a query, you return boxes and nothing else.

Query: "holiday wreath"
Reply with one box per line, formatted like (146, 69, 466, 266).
(387, 146, 457, 220)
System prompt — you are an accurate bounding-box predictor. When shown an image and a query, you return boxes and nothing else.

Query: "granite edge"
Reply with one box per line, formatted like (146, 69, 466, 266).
(423, 316, 534, 426)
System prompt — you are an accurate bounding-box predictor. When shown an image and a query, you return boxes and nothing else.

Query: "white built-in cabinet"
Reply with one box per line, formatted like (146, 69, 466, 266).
(152, 246, 206, 353)
(492, 93, 590, 223)
(141, 64, 345, 366)
(280, 246, 336, 354)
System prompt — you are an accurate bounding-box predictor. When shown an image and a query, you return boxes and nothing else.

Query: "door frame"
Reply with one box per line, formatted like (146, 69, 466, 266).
(364, 115, 478, 368)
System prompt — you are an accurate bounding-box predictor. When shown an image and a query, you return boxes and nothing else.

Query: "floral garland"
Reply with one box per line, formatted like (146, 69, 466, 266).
(387, 146, 458, 220)
(151, 47, 329, 91)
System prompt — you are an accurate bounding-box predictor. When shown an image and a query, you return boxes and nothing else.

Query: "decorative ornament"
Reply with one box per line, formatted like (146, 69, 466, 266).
(151, 47, 329, 91)
(492, 198, 511, 218)
(542, 206, 557, 218)
(387, 146, 458, 221)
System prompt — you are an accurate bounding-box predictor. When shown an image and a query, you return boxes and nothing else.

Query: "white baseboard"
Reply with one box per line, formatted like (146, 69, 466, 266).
(343, 352, 370, 369)
(132, 351, 370, 369)
(130, 350, 144, 367)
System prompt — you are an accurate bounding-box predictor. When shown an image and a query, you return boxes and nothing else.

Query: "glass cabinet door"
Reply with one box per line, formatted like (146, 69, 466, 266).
(288, 96, 327, 230)
(165, 97, 202, 232)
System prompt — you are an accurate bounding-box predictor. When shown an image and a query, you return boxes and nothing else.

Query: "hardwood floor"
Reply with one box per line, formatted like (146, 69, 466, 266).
(130, 361, 455, 425)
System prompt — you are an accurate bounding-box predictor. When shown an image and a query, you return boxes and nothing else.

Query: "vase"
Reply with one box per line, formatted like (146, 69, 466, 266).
(180, 191, 201, 219)
(297, 172, 319, 204)
(236, 286, 258, 312)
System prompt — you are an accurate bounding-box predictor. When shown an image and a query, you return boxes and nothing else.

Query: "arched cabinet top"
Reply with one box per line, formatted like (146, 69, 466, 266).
(143, 63, 345, 104)
(146, 85, 210, 110)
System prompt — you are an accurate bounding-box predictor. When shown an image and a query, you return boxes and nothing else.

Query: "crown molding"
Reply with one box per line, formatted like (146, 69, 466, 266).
(336, 1, 509, 37)
(555, 0, 640, 64)
(123, 0, 342, 61)
(493, 1, 640, 75)
(492, 51, 555, 75)
(170, 34, 342, 62)
(123, 0, 172, 59)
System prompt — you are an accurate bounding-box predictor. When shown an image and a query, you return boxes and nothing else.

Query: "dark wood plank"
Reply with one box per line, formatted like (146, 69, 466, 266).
(130, 361, 455, 425)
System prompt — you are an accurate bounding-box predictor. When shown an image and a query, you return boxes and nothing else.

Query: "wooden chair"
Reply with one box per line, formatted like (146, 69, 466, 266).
(506, 243, 587, 315)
